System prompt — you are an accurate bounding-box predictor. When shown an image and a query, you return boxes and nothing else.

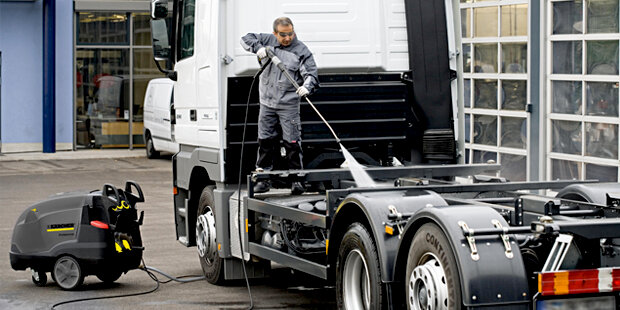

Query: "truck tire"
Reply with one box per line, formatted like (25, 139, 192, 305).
(196, 186, 225, 284)
(406, 223, 461, 310)
(145, 132, 159, 159)
(336, 223, 385, 310)
(53, 255, 84, 290)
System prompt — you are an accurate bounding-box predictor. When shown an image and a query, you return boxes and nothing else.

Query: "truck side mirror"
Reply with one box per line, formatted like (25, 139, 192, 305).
(151, 19, 170, 61)
(151, 0, 168, 19)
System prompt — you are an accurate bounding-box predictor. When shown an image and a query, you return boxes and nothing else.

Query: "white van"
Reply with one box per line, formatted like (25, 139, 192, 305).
(143, 78, 178, 158)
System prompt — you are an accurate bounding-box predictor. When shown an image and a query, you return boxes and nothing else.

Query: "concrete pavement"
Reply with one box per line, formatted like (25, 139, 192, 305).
(0, 149, 146, 162)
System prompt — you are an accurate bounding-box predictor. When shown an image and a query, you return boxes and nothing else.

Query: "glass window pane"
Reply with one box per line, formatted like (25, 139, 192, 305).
(76, 49, 130, 148)
(474, 43, 498, 73)
(586, 82, 619, 116)
(553, 1, 583, 34)
(463, 44, 471, 73)
(552, 41, 582, 74)
(473, 150, 497, 163)
(585, 122, 618, 159)
(552, 81, 582, 114)
(474, 6, 498, 37)
(464, 79, 471, 108)
(501, 117, 527, 149)
(133, 13, 152, 46)
(502, 80, 526, 111)
(502, 43, 527, 73)
(462, 8, 471, 38)
(134, 48, 167, 146)
(586, 163, 618, 182)
(501, 4, 528, 37)
(180, 0, 196, 59)
(500, 154, 526, 181)
(587, 41, 619, 75)
(552, 120, 582, 155)
(587, 0, 619, 33)
(552, 159, 581, 180)
(473, 115, 497, 145)
(465, 113, 471, 143)
(474, 79, 497, 109)
(78, 12, 128, 44)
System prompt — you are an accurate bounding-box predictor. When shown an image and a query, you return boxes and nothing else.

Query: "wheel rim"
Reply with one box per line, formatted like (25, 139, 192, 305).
(343, 249, 371, 310)
(196, 208, 217, 264)
(409, 253, 449, 310)
(54, 257, 80, 289)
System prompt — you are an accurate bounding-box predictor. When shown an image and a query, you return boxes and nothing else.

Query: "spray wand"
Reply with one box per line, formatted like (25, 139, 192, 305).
(264, 48, 376, 187)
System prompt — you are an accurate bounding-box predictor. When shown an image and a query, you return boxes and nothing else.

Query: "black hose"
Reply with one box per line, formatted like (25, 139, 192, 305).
(50, 261, 159, 309)
(235, 58, 271, 310)
(49, 260, 206, 309)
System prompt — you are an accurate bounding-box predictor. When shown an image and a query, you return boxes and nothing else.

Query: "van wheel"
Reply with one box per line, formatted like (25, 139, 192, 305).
(406, 223, 461, 310)
(336, 223, 384, 310)
(53, 256, 84, 290)
(196, 186, 225, 284)
(145, 132, 159, 159)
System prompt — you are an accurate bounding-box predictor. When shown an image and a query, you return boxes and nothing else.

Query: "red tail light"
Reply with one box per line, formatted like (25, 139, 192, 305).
(538, 267, 620, 296)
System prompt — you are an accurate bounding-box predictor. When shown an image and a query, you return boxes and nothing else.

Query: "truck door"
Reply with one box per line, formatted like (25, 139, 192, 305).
(155, 82, 174, 142)
(172, 0, 198, 146)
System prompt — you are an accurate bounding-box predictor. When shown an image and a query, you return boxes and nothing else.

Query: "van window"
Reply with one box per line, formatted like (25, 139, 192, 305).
(179, 0, 195, 59)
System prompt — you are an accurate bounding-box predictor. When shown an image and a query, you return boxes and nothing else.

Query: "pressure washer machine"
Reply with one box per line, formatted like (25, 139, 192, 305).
(9, 181, 145, 290)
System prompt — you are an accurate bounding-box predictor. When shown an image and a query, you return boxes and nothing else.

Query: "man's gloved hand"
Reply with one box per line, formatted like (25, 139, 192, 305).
(256, 47, 267, 59)
(296, 86, 309, 97)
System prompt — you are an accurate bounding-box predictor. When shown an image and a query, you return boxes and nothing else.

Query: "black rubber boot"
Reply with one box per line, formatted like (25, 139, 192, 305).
(253, 181, 271, 193)
(256, 138, 278, 171)
(283, 140, 303, 170)
(291, 181, 305, 195)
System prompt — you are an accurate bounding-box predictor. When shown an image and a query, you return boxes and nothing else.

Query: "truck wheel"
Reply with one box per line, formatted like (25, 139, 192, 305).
(196, 186, 224, 284)
(31, 270, 47, 287)
(96, 270, 122, 284)
(145, 132, 159, 159)
(53, 256, 84, 290)
(406, 223, 461, 310)
(336, 223, 384, 310)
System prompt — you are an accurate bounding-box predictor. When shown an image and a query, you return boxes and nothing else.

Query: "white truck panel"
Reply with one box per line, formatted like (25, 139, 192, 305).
(230, 0, 409, 76)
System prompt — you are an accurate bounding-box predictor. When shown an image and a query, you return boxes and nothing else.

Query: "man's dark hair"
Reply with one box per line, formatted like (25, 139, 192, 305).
(273, 17, 294, 32)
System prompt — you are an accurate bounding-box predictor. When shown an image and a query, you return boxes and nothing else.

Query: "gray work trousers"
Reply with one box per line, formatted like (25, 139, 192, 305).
(256, 104, 303, 170)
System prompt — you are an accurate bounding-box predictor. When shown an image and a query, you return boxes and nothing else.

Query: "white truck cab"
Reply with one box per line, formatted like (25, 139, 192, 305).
(143, 78, 178, 158)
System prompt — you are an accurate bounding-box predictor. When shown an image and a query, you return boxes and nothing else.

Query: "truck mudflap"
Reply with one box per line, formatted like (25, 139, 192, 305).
(396, 205, 530, 308)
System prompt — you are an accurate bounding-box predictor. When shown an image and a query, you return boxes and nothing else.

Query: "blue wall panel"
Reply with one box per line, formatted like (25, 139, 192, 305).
(0, 0, 73, 148)
(55, 0, 74, 145)
(0, 1, 44, 144)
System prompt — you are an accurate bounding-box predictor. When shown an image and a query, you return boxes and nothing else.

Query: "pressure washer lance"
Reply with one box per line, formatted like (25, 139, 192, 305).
(264, 47, 376, 188)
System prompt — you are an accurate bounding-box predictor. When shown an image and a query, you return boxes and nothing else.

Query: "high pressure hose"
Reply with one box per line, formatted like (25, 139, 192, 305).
(50, 259, 205, 309)
(235, 57, 272, 310)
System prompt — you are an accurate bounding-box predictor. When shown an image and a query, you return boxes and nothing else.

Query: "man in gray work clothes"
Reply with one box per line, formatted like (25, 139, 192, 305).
(241, 17, 319, 194)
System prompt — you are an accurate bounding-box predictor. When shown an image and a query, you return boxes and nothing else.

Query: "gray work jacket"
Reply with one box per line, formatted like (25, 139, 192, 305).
(240, 33, 319, 110)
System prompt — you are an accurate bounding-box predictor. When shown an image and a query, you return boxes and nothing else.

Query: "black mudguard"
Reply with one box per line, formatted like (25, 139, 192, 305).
(396, 205, 530, 308)
(330, 189, 447, 282)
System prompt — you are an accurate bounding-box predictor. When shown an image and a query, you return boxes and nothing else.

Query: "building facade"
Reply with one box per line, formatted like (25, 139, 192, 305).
(0, 0, 619, 183)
